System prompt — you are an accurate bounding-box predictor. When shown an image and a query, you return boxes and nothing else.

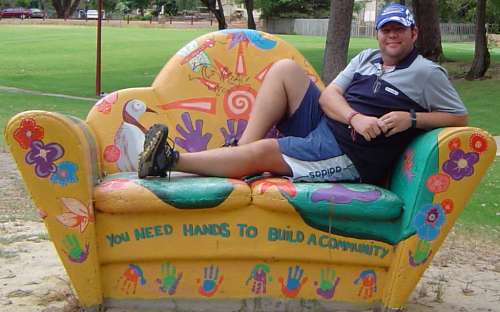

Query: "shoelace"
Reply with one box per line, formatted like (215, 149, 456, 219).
(166, 136, 177, 181)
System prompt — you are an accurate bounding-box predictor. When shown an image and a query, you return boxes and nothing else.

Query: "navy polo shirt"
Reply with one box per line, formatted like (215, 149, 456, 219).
(330, 48, 467, 184)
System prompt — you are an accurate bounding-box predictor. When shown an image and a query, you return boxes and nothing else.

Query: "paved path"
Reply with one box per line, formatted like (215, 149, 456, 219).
(0, 85, 97, 102)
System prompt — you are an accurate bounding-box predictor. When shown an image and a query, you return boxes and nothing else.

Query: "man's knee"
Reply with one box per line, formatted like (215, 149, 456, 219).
(271, 59, 303, 76)
(248, 139, 283, 169)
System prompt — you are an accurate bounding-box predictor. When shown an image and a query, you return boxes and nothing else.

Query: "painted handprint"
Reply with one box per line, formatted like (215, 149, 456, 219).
(175, 112, 212, 152)
(311, 185, 381, 204)
(264, 126, 282, 139)
(156, 262, 183, 295)
(118, 264, 147, 295)
(245, 263, 272, 295)
(354, 270, 377, 299)
(314, 268, 340, 299)
(220, 119, 247, 146)
(62, 234, 89, 263)
(197, 265, 224, 297)
(278, 265, 308, 298)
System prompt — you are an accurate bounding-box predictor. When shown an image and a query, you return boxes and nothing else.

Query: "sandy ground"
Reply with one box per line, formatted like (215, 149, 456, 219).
(0, 151, 499, 312)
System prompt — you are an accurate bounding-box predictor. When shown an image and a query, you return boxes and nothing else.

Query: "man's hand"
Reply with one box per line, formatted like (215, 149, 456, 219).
(378, 111, 412, 137)
(351, 114, 383, 141)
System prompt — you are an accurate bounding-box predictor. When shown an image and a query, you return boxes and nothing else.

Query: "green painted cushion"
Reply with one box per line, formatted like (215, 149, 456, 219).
(252, 180, 405, 244)
(94, 172, 251, 212)
(253, 182, 404, 221)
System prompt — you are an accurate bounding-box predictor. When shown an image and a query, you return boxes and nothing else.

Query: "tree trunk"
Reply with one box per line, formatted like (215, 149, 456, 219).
(201, 0, 227, 30)
(412, 0, 444, 62)
(466, 0, 490, 80)
(244, 0, 256, 30)
(322, 0, 354, 84)
(51, 0, 80, 18)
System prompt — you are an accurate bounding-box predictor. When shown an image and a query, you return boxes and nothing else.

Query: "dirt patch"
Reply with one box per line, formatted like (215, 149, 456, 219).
(1, 151, 499, 312)
(0, 152, 38, 222)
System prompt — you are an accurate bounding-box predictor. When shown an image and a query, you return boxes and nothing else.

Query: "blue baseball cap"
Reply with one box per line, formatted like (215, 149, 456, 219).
(375, 3, 415, 30)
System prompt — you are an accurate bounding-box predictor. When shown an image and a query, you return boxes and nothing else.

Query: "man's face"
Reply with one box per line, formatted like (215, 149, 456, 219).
(377, 22, 417, 62)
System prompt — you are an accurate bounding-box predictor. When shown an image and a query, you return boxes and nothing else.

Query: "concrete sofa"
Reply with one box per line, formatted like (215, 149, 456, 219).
(5, 29, 496, 312)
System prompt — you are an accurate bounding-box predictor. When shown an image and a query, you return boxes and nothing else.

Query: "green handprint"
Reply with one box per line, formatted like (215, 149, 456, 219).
(315, 268, 340, 299)
(156, 262, 183, 295)
(62, 234, 89, 263)
(409, 239, 433, 266)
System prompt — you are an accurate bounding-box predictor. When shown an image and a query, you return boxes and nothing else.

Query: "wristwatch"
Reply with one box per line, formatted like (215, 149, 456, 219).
(410, 109, 417, 128)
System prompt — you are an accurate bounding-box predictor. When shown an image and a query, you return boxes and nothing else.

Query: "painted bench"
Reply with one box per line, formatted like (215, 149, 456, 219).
(5, 29, 497, 312)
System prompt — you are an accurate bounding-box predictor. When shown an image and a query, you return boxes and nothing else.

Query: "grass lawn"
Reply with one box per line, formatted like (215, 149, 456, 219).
(0, 25, 498, 229)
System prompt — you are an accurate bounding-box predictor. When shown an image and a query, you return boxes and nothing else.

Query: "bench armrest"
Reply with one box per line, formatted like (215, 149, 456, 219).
(390, 127, 496, 241)
(5, 110, 103, 307)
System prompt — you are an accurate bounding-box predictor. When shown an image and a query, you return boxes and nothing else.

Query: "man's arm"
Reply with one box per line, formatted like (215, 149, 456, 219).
(378, 111, 468, 137)
(319, 82, 383, 141)
(379, 65, 468, 136)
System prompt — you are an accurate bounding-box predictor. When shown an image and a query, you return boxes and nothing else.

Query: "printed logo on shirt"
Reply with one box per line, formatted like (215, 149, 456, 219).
(384, 86, 399, 96)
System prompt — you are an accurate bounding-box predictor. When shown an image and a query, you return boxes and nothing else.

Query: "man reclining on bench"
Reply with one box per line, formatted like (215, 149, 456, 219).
(137, 3, 468, 186)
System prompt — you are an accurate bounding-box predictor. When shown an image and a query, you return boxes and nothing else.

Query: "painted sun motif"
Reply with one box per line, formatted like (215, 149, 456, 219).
(161, 31, 279, 121)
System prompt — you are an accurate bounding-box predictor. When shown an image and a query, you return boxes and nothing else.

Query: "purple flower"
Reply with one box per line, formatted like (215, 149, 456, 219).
(25, 140, 64, 178)
(413, 204, 445, 241)
(442, 149, 479, 181)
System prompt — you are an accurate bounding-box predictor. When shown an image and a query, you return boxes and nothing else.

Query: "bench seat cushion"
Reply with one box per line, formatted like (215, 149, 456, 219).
(95, 174, 405, 244)
(251, 178, 405, 244)
(94, 172, 251, 213)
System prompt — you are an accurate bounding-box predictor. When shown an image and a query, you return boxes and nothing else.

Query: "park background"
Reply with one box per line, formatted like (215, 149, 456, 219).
(0, 0, 499, 311)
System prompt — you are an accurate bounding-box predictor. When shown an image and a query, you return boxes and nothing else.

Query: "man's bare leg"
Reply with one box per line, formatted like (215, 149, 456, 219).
(174, 139, 291, 178)
(238, 59, 312, 145)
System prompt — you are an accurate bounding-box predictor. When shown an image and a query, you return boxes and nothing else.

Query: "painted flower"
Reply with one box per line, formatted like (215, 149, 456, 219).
(103, 145, 121, 163)
(469, 133, 488, 153)
(441, 198, 454, 214)
(426, 173, 450, 193)
(403, 149, 416, 181)
(13, 118, 44, 149)
(50, 161, 78, 186)
(98, 178, 133, 191)
(252, 178, 297, 197)
(448, 137, 461, 151)
(95, 92, 118, 114)
(25, 140, 64, 178)
(56, 197, 95, 233)
(413, 204, 446, 241)
(442, 149, 479, 181)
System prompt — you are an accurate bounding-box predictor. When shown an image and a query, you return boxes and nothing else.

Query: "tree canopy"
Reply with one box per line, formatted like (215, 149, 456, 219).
(258, 0, 331, 19)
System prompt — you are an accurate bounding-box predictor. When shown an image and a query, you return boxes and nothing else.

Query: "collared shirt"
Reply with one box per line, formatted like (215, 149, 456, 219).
(329, 48, 467, 184)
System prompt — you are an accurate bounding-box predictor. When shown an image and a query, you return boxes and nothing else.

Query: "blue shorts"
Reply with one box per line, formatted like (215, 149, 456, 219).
(276, 81, 359, 182)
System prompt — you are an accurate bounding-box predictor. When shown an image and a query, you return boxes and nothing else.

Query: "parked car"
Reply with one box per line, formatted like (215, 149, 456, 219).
(0, 7, 31, 18)
(85, 9, 105, 19)
(29, 8, 45, 18)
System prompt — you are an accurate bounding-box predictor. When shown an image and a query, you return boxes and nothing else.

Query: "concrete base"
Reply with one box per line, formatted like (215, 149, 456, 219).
(103, 298, 379, 312)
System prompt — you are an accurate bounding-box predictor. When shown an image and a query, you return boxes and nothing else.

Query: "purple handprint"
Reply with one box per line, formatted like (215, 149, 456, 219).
(264, 126, 282, 139)
(175, 112, 212, 152)
(311, 185, 381, 204)
(220, 119, 247, 146)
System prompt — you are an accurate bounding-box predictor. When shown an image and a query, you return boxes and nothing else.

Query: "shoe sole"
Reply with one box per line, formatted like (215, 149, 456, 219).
(138, 124, 168, 178)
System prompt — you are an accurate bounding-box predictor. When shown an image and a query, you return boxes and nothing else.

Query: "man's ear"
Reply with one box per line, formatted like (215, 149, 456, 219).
(412, 26, 419, 42)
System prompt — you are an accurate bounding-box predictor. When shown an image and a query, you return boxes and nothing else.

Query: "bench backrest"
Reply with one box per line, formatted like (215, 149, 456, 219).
(86, 29, 324, 175)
